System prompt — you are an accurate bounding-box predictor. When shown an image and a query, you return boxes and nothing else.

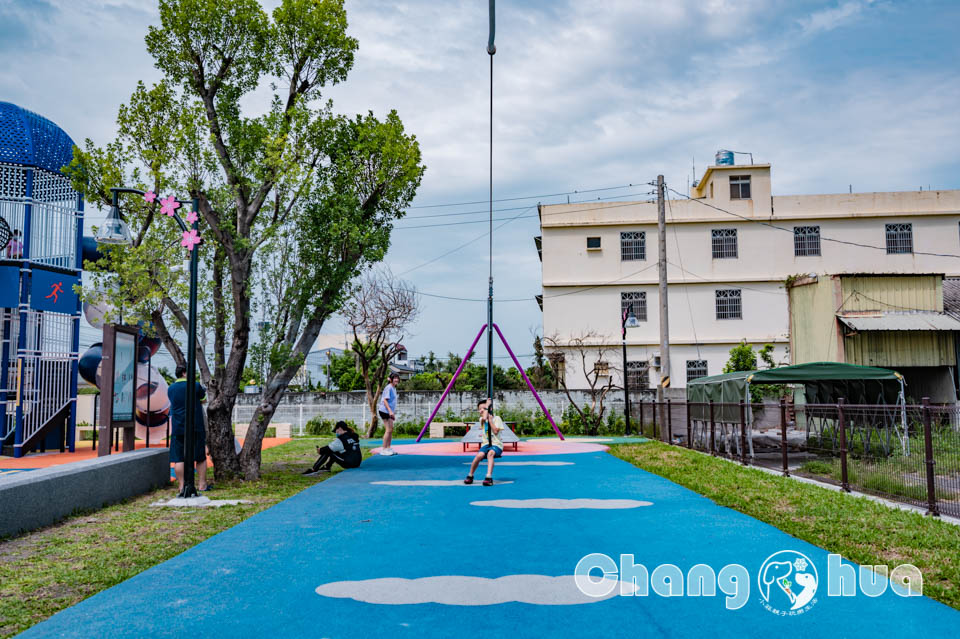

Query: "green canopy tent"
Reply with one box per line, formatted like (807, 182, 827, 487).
(687, 361, 905, 423)
(686, 361, 908, 458)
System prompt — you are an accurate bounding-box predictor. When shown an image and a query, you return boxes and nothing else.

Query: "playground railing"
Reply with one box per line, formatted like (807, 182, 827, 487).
(632, 397, 960, 519)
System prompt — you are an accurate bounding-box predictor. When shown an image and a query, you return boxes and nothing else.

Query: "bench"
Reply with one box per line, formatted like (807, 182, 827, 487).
(428, 422, 470, 438)
(461, 422, 519, 452)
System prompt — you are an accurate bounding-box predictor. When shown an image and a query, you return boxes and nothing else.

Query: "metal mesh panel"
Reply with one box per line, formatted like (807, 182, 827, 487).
(30, 170, 79, 269)
(15, 310, 76, 444)
(0, 164, 26, 256)
(1, 308, 19, 440)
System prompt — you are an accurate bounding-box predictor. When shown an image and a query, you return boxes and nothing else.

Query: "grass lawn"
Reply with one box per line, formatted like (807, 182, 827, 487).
(0, 438, 350, 639)
(610, 441, 960, 610)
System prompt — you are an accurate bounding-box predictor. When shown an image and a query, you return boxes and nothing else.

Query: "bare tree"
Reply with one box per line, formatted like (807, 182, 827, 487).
(342, 269, 421, 436)
(544, 331, 620, 436)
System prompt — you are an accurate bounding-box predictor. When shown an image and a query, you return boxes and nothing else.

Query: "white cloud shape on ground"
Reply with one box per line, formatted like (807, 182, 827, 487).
(470, 498, 652, 509)
(315, 575, 634, 605)
(461, 461, 573, 466)
(370, 480, 514, 486)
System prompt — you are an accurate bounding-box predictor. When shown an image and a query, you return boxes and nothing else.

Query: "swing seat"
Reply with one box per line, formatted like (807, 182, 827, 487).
(461, 422, 519, 452)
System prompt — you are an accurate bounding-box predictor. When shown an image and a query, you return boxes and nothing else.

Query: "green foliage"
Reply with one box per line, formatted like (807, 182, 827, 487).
(67, 0, 425, 480)
(722, 341, 786, 403)
(404, 372, 445, 391)
(325, 350, 364, 391)
(722, 341, 757, 374)
(304, 416, 358, 436)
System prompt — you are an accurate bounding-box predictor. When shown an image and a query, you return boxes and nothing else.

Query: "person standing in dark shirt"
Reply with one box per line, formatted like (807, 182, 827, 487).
(168, 364, 209, 491)
(303, 421, 362, 475)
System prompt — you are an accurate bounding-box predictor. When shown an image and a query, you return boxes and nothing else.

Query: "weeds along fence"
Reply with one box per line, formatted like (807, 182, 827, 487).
(633, 397, 960, 519)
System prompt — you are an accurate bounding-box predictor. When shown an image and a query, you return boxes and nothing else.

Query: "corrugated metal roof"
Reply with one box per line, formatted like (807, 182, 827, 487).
(836, 311, 960, 331)
(944, 277, 960, 320)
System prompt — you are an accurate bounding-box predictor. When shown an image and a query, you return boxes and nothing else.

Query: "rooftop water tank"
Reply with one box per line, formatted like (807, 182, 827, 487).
(715, 149, 734, 166)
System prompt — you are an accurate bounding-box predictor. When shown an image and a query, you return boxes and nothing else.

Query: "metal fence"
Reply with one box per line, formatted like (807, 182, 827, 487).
(632, 397, 960, 519)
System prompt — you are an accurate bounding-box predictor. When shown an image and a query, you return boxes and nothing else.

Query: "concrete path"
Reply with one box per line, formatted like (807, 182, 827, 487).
(17, 443, 960, 638)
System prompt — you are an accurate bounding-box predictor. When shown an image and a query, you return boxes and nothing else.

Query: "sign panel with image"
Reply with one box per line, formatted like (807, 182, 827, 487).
(112, 331, 136, 422)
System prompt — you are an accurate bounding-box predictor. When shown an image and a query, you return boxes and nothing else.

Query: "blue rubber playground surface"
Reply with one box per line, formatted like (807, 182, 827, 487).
(18, 442, 960, 638)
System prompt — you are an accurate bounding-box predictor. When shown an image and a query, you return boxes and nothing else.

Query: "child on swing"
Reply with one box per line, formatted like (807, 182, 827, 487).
(464, 398, 504, 486)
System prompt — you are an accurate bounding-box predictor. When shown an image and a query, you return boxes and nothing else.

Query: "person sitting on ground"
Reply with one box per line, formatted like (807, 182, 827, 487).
(303, 421, 362, 476)
(168, 364, 209, 491)
(464, 398, 504, 486)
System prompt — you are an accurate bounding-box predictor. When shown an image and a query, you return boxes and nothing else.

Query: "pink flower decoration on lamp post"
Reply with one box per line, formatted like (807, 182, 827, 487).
(181, 229, 201, 251)
(185, 210, 199, 224)
(144, 191, 157, 203)
(159, 195, 180, 217)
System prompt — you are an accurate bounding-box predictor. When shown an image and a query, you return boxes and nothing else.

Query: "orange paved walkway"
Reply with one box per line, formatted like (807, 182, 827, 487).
(0, 438, 292, 470)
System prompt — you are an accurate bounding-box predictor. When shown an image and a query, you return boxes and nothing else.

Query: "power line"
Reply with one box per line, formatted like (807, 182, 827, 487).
(395, 191, 655, 229)
(667, 187, 960, 260)
(395, 206, 535, 276)
(403, 189, 655, 220)
(407, 183, 639, 209)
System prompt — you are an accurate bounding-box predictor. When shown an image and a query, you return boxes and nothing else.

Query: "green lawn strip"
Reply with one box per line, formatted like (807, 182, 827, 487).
(0, 439, 349, 638)
(609, 442, 960, 610)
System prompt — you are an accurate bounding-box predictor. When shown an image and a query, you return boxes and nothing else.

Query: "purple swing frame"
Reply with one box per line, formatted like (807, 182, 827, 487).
(415, 323, 564, 442)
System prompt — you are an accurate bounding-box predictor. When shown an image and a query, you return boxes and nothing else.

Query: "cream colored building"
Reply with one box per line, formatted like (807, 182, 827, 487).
(539, 161, 960, 390)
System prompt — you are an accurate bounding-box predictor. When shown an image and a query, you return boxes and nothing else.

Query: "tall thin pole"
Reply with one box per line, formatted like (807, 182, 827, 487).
(486, 0, 496, 400)
(656, 175, 671, 442)
(180, 197, 201, 498)
(622, 307, 631, 436)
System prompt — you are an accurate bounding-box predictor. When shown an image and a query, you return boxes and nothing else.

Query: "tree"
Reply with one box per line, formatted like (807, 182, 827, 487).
(326, 350, 364, 391)
(341, 269, 421, 436)
(723, 341, 786, 403)
(543, 332, 618, 436)
(68, 0, 424, 479)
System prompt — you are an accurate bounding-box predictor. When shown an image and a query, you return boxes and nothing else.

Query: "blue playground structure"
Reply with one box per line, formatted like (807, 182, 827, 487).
(0, 102, 83, 458)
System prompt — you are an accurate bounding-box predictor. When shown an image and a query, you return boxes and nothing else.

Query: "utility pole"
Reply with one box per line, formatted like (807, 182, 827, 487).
(656, 174, 671, 442)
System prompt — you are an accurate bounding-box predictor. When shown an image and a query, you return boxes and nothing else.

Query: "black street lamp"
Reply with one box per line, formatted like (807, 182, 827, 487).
(98, 187, 202, 498)
(621, 303, 640, 435)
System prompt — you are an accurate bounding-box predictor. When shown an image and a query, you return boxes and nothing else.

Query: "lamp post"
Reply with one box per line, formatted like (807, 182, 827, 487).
(97, 187, 202, 498)
(621, 303, 640, 435)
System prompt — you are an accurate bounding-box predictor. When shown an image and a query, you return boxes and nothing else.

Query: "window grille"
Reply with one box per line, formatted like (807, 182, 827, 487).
(626, 361, 649, 389)
(716, 289, 742, 319)
(711, 228, 738, 259)
(686, 360, 708, 382)
(620, 231, 646, 261)
(793, 225, 821, 257)
(885, 223, 913, 254)
(621, 291, 647, 322)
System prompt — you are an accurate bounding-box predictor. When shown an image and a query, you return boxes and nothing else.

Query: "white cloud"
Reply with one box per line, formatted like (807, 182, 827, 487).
(316, 575, 635, 605)
(799, 0, 874, 36)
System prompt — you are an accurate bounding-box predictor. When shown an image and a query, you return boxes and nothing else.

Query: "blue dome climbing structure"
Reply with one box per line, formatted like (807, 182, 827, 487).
(0, 101, 83, 457)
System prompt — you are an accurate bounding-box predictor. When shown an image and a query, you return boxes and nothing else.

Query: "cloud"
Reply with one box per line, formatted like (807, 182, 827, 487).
(470, 498, 652, 509)
(799, 0, 874, 36)
(316, 575, 634, 605)
(370, 479, 514, 486)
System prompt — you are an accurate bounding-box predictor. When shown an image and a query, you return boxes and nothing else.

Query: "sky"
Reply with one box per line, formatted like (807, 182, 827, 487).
(3, 0, 960, 370)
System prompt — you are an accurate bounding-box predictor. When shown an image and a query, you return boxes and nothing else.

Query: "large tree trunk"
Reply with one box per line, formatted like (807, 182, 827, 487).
(206, 400, 242, 478)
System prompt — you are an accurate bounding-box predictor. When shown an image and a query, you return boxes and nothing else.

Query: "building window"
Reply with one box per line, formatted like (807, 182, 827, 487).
(885, 223, 913, 254)
(620, 231, 646, 261)
(716, 289, 742, 319)
(686, 360, 708, 382)
(793, 225, 821, 257)
(729, 175, 751, 199)
(586, 236, 602, 250)
(711, 228, 738, 259)
(594, 360, 610, 377)
(626, 361, 649, 389)
(621, 291, 647, 322)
